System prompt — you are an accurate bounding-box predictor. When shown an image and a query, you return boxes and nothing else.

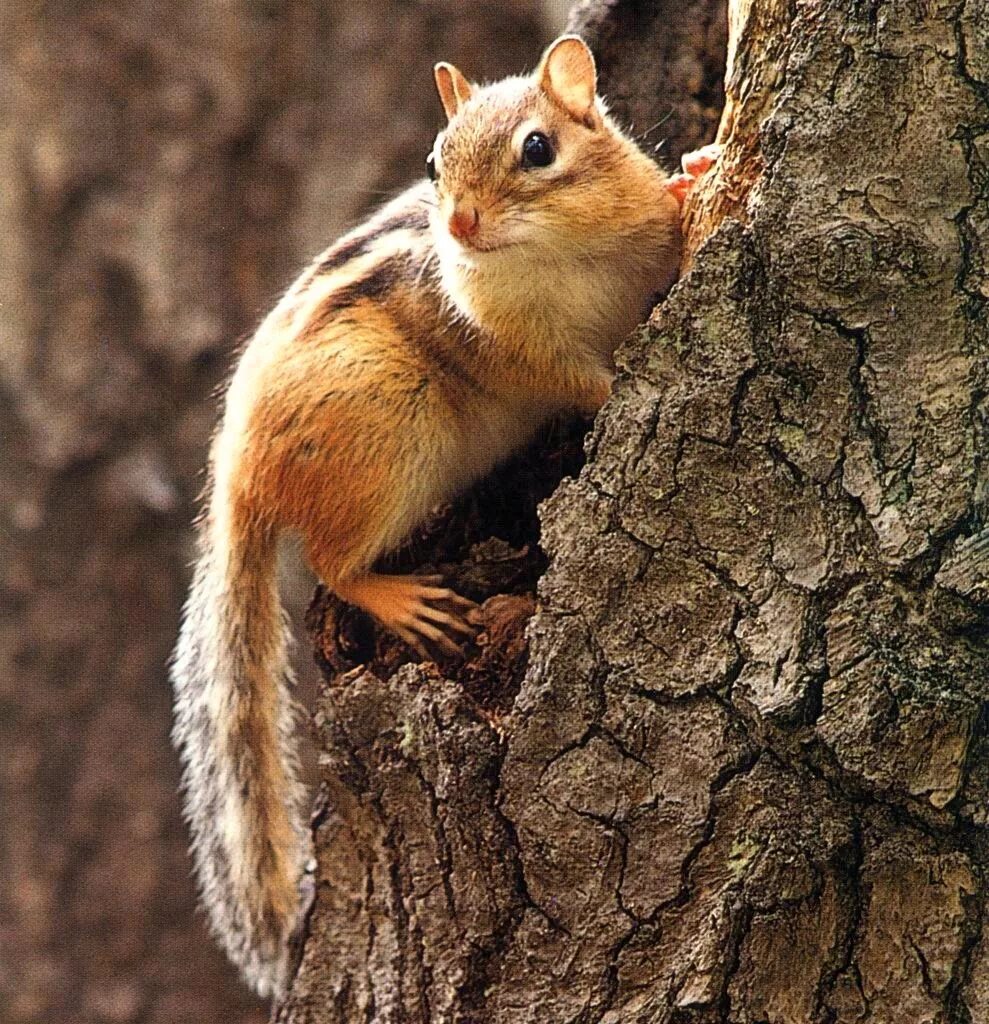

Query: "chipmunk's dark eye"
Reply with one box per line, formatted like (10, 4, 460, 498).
(521, 131, 554, 169)
(426, 153, 437, 182)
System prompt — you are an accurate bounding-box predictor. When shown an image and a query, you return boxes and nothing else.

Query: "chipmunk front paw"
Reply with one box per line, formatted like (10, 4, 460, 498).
(666, 142, 721, 207)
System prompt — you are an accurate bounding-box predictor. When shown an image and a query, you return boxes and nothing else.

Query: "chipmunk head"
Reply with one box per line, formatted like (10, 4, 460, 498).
(427, 36, 657, 262)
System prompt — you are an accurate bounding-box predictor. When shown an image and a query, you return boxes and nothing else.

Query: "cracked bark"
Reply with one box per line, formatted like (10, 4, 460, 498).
(287, 0, 989, 1021)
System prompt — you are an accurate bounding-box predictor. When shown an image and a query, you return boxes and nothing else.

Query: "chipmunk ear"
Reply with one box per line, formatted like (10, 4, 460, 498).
(434, 62, 473, 121)
(537, 35, 600, 129)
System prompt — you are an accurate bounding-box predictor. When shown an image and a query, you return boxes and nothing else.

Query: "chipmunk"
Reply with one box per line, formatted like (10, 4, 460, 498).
(171, 34, 717, 997)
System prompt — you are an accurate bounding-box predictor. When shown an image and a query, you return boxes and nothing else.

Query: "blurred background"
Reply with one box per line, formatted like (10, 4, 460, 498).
(0, 3, 564, 1021)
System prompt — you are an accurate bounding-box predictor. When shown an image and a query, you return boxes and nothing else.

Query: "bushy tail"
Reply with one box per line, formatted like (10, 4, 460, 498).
(170, 513, 307, 997)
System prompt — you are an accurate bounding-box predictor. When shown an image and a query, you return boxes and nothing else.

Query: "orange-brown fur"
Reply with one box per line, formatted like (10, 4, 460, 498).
(171, 35, 716, 997)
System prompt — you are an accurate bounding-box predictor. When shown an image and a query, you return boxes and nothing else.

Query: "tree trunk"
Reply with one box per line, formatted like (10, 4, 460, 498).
(0, 5, 545, 1022)
(286, 0, 989, 1021)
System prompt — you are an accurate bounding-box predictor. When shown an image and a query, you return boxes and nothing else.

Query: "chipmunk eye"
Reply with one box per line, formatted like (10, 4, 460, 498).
(521, 131, 554, 169)
(426, 153, 437, 182)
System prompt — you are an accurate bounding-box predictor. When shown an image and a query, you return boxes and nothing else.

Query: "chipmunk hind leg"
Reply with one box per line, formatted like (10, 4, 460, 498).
(335, 572, 478, 657)
(293, 408, 479, 656)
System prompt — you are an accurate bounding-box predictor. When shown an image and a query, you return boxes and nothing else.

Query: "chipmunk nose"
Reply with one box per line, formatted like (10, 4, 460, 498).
(448, 201, 480, 242)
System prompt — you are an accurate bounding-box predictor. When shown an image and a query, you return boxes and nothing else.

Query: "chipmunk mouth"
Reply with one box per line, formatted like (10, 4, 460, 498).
(455, 230, 529, 256)
(433, 218, 524, 267)
(459, 238, 506, 254)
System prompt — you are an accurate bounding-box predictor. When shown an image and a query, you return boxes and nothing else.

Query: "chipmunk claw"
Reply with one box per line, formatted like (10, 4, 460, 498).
(666, 142, 721, 207)
(336, 572, 477, 658)
(682, 142, 721, 177)
(396, 577, 479, 658)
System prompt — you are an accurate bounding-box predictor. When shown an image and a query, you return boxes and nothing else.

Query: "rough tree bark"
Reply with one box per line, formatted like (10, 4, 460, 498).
(0, 5, 545, 1022)
(284, 0, 989, 1021)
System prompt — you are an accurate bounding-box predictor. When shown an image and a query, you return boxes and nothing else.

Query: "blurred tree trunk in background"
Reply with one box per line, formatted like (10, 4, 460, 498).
(0, 3, 547, 1022)
(282, 0, 989, 1021)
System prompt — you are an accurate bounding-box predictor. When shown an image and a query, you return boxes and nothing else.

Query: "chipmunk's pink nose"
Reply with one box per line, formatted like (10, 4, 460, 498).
(448, 202, 480, 242)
